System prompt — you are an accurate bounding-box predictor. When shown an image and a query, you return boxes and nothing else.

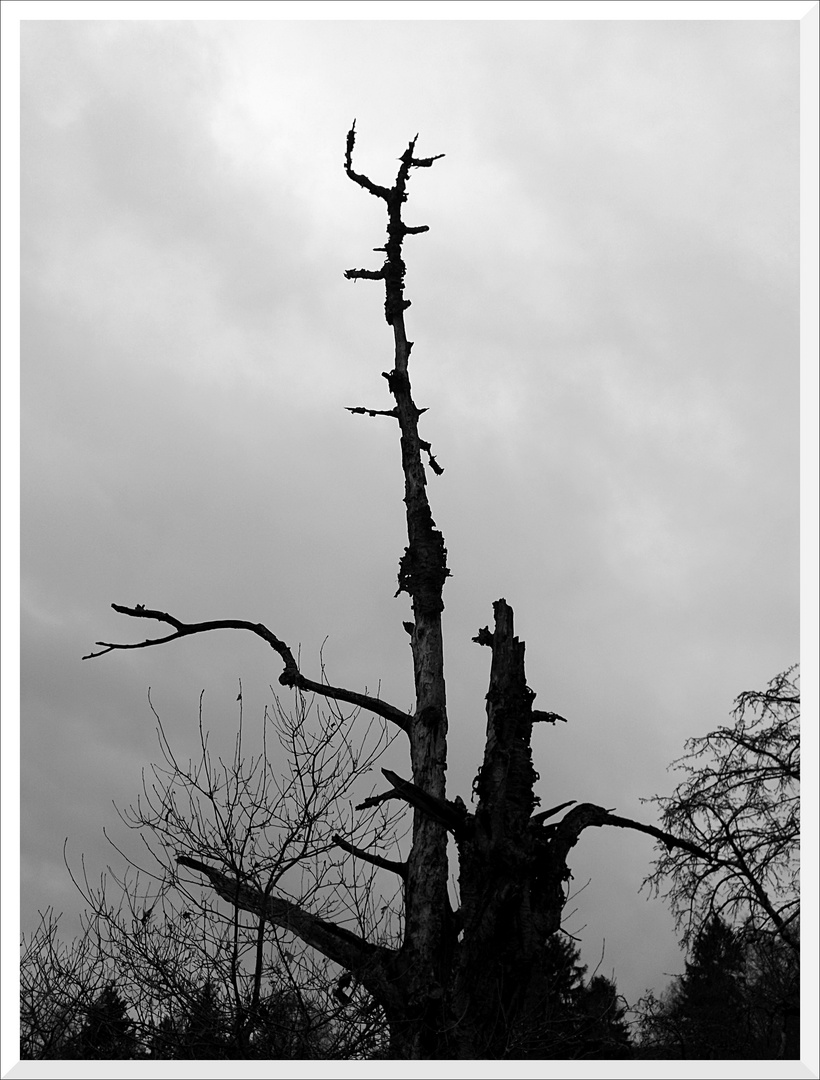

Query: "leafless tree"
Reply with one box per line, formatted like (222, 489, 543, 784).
(633, 668, 800, 1060)
(21, 909, 104, 1059)
(24, 688, 400, 1058)
(643, 665, 799, 954)
(83, 125, 779, 1058)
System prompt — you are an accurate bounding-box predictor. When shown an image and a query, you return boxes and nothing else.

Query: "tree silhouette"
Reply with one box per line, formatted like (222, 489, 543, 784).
(76, 984, 134, 1059)
(644, 665, 799, 953)
(514, 935, 632, 1059)
(637, 916, 799, 1059)
(675, 916, 749, 1058)
(21, 901, 388, 1060)
(84, 125, 770, 1059)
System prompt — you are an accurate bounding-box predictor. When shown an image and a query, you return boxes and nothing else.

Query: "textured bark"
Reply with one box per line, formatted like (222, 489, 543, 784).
(88, 127, 724, 1059)
(447, 600, 559, 1056)
(344, 124, 452, 1057)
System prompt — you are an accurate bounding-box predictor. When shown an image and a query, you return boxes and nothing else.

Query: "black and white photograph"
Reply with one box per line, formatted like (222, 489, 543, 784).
(6, 2, 816, 1071)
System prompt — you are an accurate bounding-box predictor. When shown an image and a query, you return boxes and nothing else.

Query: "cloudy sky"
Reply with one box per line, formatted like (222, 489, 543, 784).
(14, 8, 807, 1041)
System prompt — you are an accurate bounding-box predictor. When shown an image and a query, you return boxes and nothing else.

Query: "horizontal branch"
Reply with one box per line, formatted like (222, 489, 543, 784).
(176, 855, 401, 1007)
(355, 786, 400, 811)
(532, 710, 568, 724)
(346, 406, 398, 419)
(333, 834, 407, 880)
(409, 153, 445, 169)
(84, 604, 412, 734)
(597, 812, 714, 861)
(550, 803, 714, 863)
(344, 267, 386, 281)
(83, 603, 298, 666)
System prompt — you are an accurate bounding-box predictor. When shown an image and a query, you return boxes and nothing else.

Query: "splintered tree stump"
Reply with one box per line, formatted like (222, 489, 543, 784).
(87, 127, 724, 1060)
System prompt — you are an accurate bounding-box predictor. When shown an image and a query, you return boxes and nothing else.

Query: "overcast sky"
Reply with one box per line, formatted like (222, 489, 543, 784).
(15, 11, 805, 1041)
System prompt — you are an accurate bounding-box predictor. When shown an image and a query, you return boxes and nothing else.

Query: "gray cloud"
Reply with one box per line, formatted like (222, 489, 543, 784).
(20, 19, 799, 1012)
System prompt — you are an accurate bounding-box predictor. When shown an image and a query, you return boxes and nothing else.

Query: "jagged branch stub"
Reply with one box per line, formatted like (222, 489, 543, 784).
(344, 119, 443, 327)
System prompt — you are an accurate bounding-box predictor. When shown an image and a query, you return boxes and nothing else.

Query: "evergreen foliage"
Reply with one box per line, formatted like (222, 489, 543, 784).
(637, 916, 799, 1059)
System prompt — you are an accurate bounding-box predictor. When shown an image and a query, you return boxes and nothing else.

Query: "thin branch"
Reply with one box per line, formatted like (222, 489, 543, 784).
(83, 605, 298, 667)
(591, 810, 713, 861)
(332, 835, 407, 880)
(83, 604, 412, 734)
(294, 674, 412, 735)
(355, 788, 400, 812)
(345, 406, 398, 419)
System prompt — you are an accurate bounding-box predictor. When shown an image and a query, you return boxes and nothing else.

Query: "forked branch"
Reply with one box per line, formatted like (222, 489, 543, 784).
(344, 120, 443, 327)
(84, 604, 412, 734)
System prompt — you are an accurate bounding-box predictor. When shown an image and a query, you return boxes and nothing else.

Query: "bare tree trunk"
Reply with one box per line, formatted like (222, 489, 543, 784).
(86, 125, 723, 1059)
(448, 599, 559, 1056)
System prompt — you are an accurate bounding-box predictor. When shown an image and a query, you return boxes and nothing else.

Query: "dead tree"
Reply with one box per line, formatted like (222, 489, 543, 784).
(85, 125, 717, 1059)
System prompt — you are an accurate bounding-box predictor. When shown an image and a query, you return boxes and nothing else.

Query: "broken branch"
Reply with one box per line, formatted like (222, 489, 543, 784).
(381, 769, 469, 835)
(346, 406, 398, 419)
(176, 854, 400, 1007)
(333, 834, 407, 880)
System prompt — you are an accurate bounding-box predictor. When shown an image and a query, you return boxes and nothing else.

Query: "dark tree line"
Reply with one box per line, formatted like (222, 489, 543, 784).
(21, 904, 631, 1059)
(20, 902, 388, 1060)
(635, 665, 800, 1060)
(637, 915, 799, 1059)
